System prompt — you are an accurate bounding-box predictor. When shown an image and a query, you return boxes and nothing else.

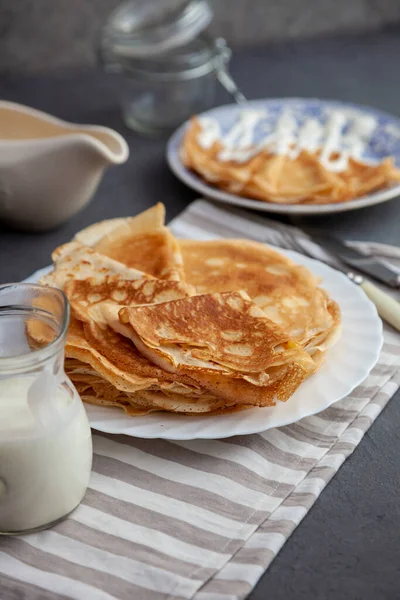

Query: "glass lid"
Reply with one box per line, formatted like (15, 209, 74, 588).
(101, 0, 213, 59)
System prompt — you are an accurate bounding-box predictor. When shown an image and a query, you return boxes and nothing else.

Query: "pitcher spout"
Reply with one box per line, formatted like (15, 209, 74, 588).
(76, 126, 129, 166)
(0, 100, 129, 166)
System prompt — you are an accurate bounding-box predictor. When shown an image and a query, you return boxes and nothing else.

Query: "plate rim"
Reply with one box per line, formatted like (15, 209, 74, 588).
(24, 247, 383, 440)
(166, 97, 400, 215)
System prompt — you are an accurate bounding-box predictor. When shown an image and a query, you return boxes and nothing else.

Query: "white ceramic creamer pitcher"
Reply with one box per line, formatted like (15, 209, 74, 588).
(0, 101, 129, 231)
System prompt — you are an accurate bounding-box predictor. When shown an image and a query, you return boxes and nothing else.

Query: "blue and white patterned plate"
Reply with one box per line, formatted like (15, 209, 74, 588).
(166, 98, 400, 215)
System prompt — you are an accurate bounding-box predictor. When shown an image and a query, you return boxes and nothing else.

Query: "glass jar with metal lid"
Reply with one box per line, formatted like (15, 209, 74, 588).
(100, 0, 245, 135)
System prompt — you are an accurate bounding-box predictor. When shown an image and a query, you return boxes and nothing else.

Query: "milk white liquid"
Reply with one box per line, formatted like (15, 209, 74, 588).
(0, 376, 92, 533)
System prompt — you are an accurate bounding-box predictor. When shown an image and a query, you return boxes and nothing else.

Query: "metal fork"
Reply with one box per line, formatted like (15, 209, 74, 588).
(262, 224, 400, 331)
(263, 225, 361, 280)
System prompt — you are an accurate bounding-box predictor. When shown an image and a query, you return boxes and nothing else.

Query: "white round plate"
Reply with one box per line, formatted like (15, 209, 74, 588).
(167, 98, 400, 215)
(25, 247, 382, 440)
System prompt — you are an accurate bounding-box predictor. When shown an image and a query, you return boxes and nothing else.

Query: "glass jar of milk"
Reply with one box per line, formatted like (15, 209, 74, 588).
(0, 283, 92, 535)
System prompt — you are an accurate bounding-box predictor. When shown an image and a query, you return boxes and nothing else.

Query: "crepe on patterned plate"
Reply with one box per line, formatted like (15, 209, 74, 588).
(181, 117, 400, 205)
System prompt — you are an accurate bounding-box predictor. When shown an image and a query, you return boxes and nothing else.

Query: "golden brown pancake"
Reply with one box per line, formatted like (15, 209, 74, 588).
(70, 372, 248, 415)
(66, 309, 205, 397)
(60, 267, 227, 414)
(66, 364, 156, 415)
(65, 316, 158, 393)
(65, 318, 235, 414)
(39, 204, 342, 417)
(74, 203, 184, 281)
(115, 291, 316, 407)
(64, 276, 195, 324)
(65, 342, 237, 415)
(66, 356, 249, 415)
(40, 242, 150, 290)
(94, 224, 185, 281)
(180, 118, 265, 193)
(74, 203, 165, 246)
(179, 239, 341, 356)
(82, 320, 203, 394)
(181, 117, 400, 205)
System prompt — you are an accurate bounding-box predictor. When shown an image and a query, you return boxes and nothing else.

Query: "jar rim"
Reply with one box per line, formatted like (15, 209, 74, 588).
(0, 283, 69, 374)
(101, 34, 222, 81)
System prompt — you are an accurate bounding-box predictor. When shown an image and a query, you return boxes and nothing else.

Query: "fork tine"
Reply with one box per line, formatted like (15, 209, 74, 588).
(284, 230, 316, 258)
(261, 222, 314, 258)
(280, 230, 303, 253)
(262, 228, 289, 249)
(262, 227, 302, 253)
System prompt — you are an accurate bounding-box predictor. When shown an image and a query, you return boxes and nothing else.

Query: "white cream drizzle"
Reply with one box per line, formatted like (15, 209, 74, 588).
(197, 108, 378, 172)
(197, 116, 221, 149)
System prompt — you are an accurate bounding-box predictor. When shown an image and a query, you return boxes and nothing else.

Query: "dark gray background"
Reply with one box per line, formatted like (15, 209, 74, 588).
(1, 0, 400, 74)
(0, 28, 400, 600)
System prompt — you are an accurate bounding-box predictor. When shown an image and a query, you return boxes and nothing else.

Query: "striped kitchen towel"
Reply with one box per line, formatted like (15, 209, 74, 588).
(1, 199, 400, 600)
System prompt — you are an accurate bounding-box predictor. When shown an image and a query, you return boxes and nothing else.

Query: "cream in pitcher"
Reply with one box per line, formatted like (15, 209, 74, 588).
(0, 284, 92, 535)
(0, 101, 129, 231)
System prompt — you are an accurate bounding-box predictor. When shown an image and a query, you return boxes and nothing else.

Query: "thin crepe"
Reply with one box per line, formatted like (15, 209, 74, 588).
(74, 203, 165, 246)
(74, 203, 185, 281)
(64, 276, 195, 324)
(40, 242, 151, 290)
(179, 239, 341, 358)
(112, 291, 316, 407)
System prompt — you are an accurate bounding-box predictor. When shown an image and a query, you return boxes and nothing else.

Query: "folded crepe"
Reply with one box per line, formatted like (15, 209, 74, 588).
(66, 322, 237, 414)
(63, 274, 228, 414)
(74, 203, 165, 246)
(66, 359, 244, 415)
(64, 276, 195, 324)
(74, 203, 185, 281)
(36, 204, 341, 417)
(65, 315, 158, 393)
(40, 241, 150, 290)
(181, 117, 400, 205)
(100, 291, 316, 407)
(64, 276, 201, 393)
(65, 360, 157, 416)
(94, 224, 185, 281)
(179, 239, 341, 360)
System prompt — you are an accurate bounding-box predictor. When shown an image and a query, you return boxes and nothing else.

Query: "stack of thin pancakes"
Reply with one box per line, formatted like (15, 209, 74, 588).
(39, 203, 341, 416)
(181, 118, 400, 205)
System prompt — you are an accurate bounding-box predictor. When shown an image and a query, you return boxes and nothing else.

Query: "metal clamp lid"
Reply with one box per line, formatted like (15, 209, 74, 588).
(102, 0, 213, 59)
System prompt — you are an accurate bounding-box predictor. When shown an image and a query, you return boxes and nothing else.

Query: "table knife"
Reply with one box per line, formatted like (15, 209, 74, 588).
(303, 229, 400, 289)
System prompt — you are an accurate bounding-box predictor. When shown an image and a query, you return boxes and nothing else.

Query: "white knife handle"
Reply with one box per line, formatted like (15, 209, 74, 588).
(361, 280, 400, 331)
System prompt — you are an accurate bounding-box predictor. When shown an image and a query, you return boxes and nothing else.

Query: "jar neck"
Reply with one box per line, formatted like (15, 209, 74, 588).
(101, 33, 222, 81)
(0, 284, 69, 377)
(0, 334, 66, 378)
